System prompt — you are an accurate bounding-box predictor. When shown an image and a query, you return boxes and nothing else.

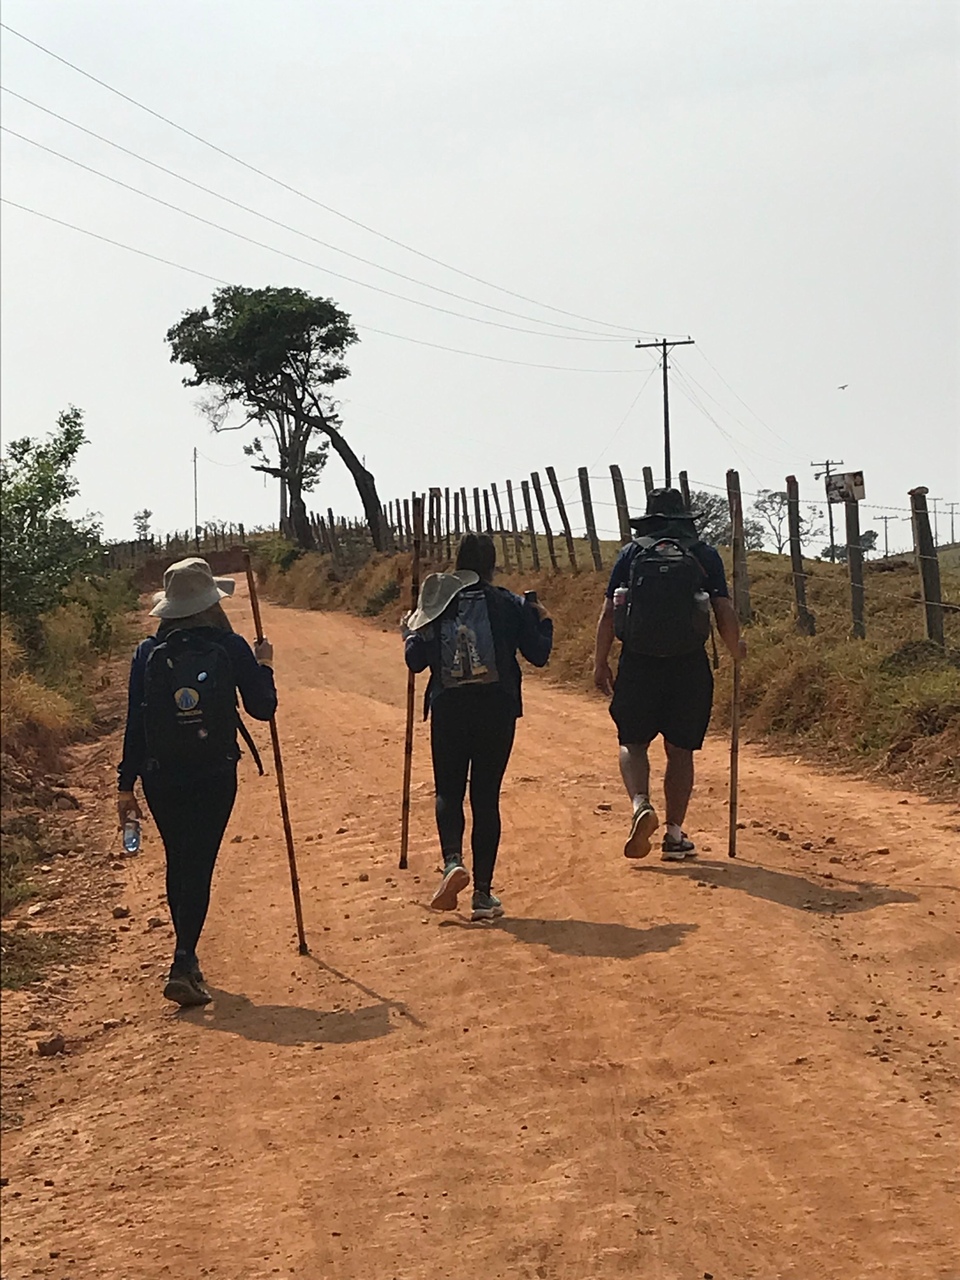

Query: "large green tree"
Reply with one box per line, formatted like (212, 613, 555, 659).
(0, 407, 101, 638)
(166, 285, 385, 550)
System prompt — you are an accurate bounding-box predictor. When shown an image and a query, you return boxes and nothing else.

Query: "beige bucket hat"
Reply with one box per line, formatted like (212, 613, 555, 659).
(150, 557, 236, 620)
(407, 570, 480, 631)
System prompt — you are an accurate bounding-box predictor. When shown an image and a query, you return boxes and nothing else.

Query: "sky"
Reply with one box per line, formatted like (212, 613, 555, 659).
(1, 0, 958, 553)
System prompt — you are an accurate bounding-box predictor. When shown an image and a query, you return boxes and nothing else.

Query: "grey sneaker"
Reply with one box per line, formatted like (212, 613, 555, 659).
(430, 861, 470, 911)
(624, 801, 658, 859)
(661, 832, 696, 862)
(471, 891, 504, 922)
(162, 974, 211, 1007)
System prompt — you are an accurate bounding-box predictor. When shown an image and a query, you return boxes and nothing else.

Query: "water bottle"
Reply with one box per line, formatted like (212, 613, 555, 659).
(122, 820, 141, 855)
(523, 590, 538, 606)
(613, 585, 629, 639)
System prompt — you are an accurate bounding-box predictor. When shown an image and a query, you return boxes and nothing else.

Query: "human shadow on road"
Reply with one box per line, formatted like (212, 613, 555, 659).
(493, 918, 697, 958)
(180, 988, 394, 1046)
(631, 859, 918, 914)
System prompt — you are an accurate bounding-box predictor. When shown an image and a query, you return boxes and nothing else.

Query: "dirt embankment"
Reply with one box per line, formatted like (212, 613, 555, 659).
(1, 582, 957, 1279)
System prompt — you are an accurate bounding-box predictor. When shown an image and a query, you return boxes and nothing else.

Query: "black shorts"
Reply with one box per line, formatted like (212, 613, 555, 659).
(609, 648, 714, 751)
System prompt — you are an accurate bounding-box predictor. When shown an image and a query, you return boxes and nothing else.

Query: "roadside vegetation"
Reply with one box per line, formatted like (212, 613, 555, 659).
(1, 410, 137, 967)
(256, 539, 959, 799)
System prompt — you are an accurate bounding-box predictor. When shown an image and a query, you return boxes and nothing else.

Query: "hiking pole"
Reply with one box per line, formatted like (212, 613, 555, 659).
(242, 551, 308, 954)
(399, 495, 424, 870)
(728, 657, 741, 858)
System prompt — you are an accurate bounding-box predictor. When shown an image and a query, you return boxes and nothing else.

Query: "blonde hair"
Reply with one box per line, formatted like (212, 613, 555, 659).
(157, 601, 233, 636)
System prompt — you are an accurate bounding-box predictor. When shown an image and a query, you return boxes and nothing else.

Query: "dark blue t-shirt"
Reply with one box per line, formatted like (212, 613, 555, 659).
(606, 540, 729, 599)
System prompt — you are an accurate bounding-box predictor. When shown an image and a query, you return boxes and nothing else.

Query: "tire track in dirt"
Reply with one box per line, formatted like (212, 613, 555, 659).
(1, 584, 958, 1279)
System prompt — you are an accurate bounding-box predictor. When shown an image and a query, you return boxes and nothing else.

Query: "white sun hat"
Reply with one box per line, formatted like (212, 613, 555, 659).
(150, 557, 236, 620)
(406, 570, 480, 631)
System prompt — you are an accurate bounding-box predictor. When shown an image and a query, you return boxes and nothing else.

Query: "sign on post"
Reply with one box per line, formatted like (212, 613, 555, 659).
(825, 471, 865, 503)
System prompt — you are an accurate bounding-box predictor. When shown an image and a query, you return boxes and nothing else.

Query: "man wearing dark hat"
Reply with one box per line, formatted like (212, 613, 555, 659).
(593, 488, 745, 861)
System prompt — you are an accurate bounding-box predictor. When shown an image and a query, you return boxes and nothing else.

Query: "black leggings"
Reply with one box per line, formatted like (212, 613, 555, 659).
(143, 770, 237, 970)
(430, 692, 517, 894)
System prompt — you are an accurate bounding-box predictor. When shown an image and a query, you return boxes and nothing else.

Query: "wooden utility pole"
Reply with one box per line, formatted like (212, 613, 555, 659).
(811, 459, 844, 562)
(909, 487, 944, 645)
(844, 499, 866, 639)
(786, 475, 815, 635)
(634, 337, 695, 487)
(878, 514, 895, 559)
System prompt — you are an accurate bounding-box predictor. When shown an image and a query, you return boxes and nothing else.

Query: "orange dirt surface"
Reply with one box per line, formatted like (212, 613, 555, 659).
(2, 582, 959, 1280)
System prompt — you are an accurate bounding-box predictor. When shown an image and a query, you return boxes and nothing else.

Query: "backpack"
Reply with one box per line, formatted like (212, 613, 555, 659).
(143, 629, 262, 778)
(438, 586, 501, 689)
(616, 536, 712, 657)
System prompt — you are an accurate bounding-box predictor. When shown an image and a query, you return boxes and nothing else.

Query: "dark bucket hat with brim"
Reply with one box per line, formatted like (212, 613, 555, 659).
(629, 486, 700, 531)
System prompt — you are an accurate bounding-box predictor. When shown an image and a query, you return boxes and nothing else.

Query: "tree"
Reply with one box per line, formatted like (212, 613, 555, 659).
(819, 529, 878, 563)
(689, 490, 764, 550)
(167, 285, 385, 550)
(134, 509, 153, 541)
(751, 489, 825, 554)
(0, 407, 101, 637)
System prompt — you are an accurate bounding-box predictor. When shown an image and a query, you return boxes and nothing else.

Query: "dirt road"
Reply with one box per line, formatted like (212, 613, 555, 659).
(2, 584, 958, 1280)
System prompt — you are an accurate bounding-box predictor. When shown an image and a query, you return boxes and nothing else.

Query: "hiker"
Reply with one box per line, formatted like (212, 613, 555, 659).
(593, 488, 745, 861)
(404, 533, 553, 920)
(116, 558, 277, 1006)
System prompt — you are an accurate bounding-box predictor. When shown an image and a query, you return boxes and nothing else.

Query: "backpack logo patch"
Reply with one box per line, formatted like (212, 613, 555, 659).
(439, 589, 499, 688)
(174, 687, 200, 712)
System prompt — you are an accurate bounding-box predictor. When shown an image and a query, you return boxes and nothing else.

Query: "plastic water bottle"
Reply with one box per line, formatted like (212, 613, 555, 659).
(122, 820, 141, 855)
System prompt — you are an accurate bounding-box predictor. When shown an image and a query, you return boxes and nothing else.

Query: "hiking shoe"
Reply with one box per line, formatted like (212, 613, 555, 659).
(163, 967, 212, 1007)
(471, 891, 504, 922)
(661, 832, 696, 861)
(430, 861, 470, 911)
(624, 802, 658, 859)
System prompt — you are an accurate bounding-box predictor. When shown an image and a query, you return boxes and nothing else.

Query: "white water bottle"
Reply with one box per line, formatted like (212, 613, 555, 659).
(122, 820, 141, 855)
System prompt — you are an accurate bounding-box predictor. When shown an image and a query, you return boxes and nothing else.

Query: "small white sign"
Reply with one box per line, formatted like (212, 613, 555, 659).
(825, 470, 865, 503)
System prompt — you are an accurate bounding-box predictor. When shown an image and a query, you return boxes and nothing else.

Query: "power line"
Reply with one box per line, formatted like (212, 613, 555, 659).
(589, 362, 660, 469)
(2, 125, 639, 345)
(1, 198, 640, 373)
(1, 86, 630, 342)
(1, 20, 684, 338)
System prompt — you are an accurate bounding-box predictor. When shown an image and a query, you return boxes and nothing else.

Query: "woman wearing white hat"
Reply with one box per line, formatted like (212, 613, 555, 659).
(117, 558, 277, 1006)
(404, 533, 552, 920)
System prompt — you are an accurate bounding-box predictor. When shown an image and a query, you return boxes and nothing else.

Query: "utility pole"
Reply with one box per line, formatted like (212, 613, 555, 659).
(193, 446, 200, 553)
(946, 501, 958, 546)
(811, 459, 844, 562)
(635, 336, 695, 488)
(878, 514, 895, 559)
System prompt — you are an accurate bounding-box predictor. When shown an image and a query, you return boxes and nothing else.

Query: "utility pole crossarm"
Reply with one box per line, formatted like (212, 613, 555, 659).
(635, 336, 695, 489)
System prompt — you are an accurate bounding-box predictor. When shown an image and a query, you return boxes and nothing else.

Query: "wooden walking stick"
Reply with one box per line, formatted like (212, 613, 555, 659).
(399, 496, 424, 870)
(726, 470, 745, 859)
(242, 552, 308, 953)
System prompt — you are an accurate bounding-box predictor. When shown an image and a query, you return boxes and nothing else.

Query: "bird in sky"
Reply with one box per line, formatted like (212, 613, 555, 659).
(838, 384, 849, 390)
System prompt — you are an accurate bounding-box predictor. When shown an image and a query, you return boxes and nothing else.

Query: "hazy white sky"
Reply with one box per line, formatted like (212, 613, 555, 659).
(2, 0, 957, 550)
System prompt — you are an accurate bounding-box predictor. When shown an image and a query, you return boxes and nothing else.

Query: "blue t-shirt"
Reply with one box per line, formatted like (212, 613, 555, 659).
(606, 540, 729, 599)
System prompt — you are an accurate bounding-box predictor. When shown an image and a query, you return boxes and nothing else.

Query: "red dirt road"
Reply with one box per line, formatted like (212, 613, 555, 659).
(2, 584, 959, 1279)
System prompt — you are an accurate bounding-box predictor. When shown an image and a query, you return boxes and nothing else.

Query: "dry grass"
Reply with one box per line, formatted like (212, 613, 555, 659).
(257, 544, 960, 799)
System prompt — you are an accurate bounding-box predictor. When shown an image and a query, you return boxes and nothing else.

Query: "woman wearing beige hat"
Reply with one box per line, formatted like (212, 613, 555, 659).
(117, 558, 276, 1006)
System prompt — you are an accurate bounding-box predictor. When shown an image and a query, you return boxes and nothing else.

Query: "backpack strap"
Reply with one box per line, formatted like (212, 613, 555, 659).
(237, 713, 265, 776)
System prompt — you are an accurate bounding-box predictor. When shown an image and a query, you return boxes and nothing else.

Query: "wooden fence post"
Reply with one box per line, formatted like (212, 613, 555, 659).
(785, 475, 815, 635)
(453, 489, 461, 540)
(482, 488, 494, 537)
(530, 472, 558, 570)
(909, 487, 945, 645)
(490, 482, 512, 570)
(725, 470, 752, 623)
(578, 467, 603, 571)
(844, 499, 866, 639)
(678, 470, 692, 512)
(609, 464, 631, 543)
(521, 479, 541, 571)
(444, 488, 451, 561)
(326, 508, 341, 565)
(403, 498, 412, 551)
(642, 466, 655, 495)
(461, 487, 470, 531)
(546, 466, 578, 571)
(473, 487, 483, 533)
(505, 479, 524, 570)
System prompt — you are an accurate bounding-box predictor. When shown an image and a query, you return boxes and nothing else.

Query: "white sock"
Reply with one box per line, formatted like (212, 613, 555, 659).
(667, 823, 683, 842)
(632, 794, 650, 813)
